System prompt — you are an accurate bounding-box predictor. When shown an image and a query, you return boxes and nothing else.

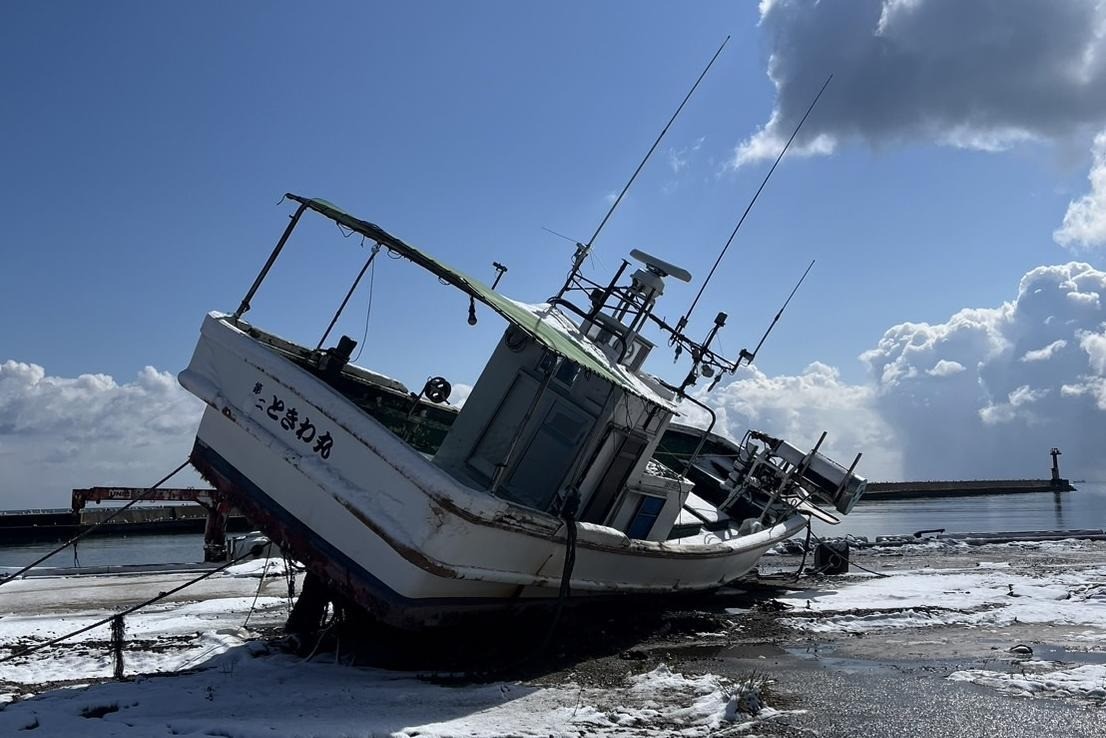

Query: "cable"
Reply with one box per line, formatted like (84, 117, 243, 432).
(793, 522, 813, 581)
(0, 460, 190, 588)
(352, 251, 377, 363)
(0, 547, 257, 664)
(540, 492, 580, 654)
(799, 523, 890, 579)
(242, 551, 274, 628)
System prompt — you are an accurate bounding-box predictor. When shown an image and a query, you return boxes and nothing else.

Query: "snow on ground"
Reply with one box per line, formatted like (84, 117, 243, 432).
(0, 563, 784, 737)
(0, 559, 294, 686)
(949, 663, 1106, 703)
(773, 561, 1106, 635)
(0, 649, 780, 737)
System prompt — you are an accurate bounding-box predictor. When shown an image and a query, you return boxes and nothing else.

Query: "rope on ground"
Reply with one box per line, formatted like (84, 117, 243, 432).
(794, 521, 813, 581)
(243, 559, 273, 628)
(283, 552, 297, 604)
(0, 459, 191, 589)
(0, 547, 257, 665)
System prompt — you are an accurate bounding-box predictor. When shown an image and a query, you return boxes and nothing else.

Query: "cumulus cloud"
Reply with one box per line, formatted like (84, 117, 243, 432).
(1021, 339, 1068, 363)
(689, 361, 902, 481)
(0, 361, 205, 509)
(861, 262, 1106, 479)
(1055, 130, 1106, 249)
(736, 0, 1106, 167)
(927, 360, 965, 377)
(699, 262, 1106, 482)
(450, 382, 474, 408)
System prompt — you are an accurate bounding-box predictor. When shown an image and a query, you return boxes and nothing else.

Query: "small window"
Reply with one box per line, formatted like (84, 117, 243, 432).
(627, 495, 666, 539)
(555, 361, 579, 387)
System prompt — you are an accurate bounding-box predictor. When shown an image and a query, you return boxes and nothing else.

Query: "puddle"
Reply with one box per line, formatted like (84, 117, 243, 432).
(1030, 644, 1106, 666)
(783, 645, 907, 675)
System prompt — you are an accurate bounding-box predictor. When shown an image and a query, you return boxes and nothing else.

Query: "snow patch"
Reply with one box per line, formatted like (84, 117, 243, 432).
(778, 565, 1106, 634)
(949, 663, 1106, 703)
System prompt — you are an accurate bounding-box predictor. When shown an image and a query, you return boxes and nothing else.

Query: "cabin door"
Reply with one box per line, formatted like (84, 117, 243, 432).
(580, 431, 648, 524)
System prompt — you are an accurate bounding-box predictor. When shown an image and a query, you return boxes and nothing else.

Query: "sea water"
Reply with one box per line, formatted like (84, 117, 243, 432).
(0, 532, 207, 570)
(2, 483, 1104, 570)
(814, 481, 1106, 540)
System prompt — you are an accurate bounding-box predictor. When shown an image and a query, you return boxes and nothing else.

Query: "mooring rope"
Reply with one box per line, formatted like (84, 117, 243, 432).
(540, 491, 580, 654)
(243, 545, 275, 628)
(0, 460, 191, 589)
(0, 547, 259, 665)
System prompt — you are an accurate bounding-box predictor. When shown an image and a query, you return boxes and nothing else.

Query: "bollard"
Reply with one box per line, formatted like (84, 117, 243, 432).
(110, 614, 125, 679)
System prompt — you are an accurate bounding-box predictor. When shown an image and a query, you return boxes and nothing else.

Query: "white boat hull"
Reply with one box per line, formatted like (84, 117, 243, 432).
(181, 314, 806, 628)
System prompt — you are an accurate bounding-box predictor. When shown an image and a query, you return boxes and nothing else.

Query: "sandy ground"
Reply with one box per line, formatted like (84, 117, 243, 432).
(0, 541, 1103, 736)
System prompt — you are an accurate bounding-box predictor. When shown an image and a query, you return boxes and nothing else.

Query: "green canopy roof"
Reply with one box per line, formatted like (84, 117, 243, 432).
(285, 194, 675, 410)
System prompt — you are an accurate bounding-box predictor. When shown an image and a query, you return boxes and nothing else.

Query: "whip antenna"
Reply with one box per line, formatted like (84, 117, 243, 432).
(554, 36, 730, 299)
(679, 74, 832, 331)
(740, 258, 814, 365)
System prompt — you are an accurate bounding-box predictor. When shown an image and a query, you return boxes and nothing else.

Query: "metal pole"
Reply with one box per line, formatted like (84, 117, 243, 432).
(316, 243, 381, 351)
(234, 201, 309, 320)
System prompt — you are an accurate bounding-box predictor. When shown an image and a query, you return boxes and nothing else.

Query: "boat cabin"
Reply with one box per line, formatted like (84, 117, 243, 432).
(433, 313, 686, 540)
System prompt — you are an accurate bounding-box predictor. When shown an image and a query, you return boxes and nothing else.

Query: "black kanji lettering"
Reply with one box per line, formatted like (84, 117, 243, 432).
(252, 382, 263, 395)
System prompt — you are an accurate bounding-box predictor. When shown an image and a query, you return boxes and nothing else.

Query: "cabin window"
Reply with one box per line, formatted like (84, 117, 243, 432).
(626, 495, 665, 539)
(555, 361, 579, 387)
(501, 397, 594, 512)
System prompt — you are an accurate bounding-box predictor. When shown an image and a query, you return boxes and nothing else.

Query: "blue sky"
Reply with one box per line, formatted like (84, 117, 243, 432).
(2, 1, 1091, 386)
(4, 1, 1106, 506)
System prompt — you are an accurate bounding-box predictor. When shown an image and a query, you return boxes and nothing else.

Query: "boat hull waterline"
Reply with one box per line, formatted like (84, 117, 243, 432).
(180, 313, 806, 628)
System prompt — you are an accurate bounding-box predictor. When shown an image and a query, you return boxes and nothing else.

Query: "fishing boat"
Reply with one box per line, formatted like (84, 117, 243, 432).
(179, 193, 867, 630)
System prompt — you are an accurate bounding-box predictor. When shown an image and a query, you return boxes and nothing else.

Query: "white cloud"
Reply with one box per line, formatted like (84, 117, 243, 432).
(0, 361, 205, 510)
(1078, 327, 1106, 374)
(1020, 339, 1067, 363)
(450, 382, 473, 408)
(737, 0, 1106, 168)
(667, 136, 705, 174)
(979, 385, 1050, 426)
(927, 359, 965, 377)
(702, 262, 1106, 482)
(860, 262, 1106, 478)
(1055, 130, 1106, 249)
(693, 361, 901, 481)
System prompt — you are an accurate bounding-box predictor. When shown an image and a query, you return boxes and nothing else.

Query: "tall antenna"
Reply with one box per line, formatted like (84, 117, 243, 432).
(678, 74, 832, 333)
(739, 258, 814, 365)
(553, 36, 730, 299)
